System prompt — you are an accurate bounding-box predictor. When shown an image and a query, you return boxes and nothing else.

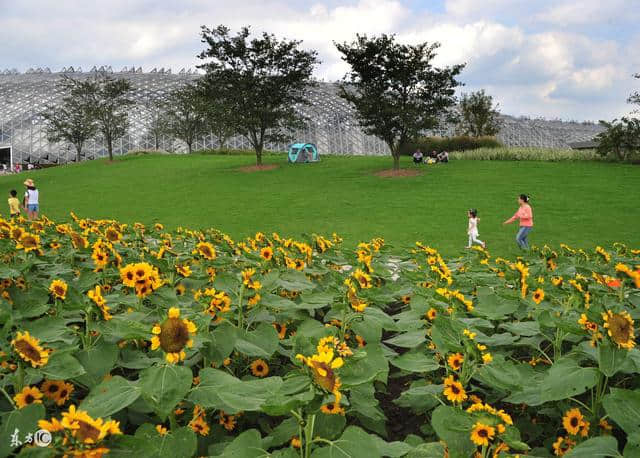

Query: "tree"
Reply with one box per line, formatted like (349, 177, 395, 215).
(143, 96, 170, 151)
(457, 89, 501, 137)
(88, 76, 134, 161)
(628, 73, 639, 112)
(198, 25, 319, 165)
(596, 117, 640, 161)
(164, 84, 208, 154)
(335, 34, 464, 170)
(197, 80, 237, 150)
(41, 77, 97, 162)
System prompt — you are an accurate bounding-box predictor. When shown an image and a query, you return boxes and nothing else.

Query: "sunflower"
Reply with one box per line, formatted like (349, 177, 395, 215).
(426, 308, 437, 321)
(353, 269, 372, 289)
(104, 227, 122, 243)
(50, 241, 61, 250)
(552, 276, 563, 286)
(175, 283, 186, 296)
(189, 415, 210, 436)
(447, 353, 464, 371)
(218, 411, 237, 431)
(562, 408, 584, 435)
(250, 359, 269, 377)
(176, 264, 192, 277)
(443, 375, 467, 403)
(195, 242, 216, 260)
(470, 422, 495, 447)
(14, 386, 43, 408)
(69, 231, 89, 249)
(296, 348, 344, 403)
(49, 279, 68, 300)
(532, 288, 544, 304)
(273, 322, 287, 339)
(150, 307, 197, 364)
(12, 331, 50, 367)
(291, 437, 302, 448)
(602, 310, 635, 349)
(155, 425, 168, 436)
(552, 436, 574, 456)
(16, 232, 41, 252)
(482, 353, 493, 364)
(60, 404, 122, 444)
(321, 402, 345, 415)
(401, 295, 411, 304)
(355, 335, 366, 348)
(260, 246, 274, 261)
(41, 380, 74, 406)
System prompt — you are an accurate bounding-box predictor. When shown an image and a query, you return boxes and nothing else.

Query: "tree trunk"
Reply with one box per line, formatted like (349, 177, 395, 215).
(107, 137, 113, 161)
(256, 147, 263, 166)
(392, 153, 400, 170)
(187, 141, 193, 154)
(75, 143, 83, 163)
(154, 134, 159, 151)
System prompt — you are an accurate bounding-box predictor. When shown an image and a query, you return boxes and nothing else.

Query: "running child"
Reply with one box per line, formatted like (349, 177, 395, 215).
(467, 209, 485, 248)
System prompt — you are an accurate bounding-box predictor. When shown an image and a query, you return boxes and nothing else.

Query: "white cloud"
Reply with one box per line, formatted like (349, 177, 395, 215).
(0, 0, 636, 120)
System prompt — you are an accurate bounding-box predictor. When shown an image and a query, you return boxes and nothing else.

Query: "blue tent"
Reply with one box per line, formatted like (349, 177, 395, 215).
(288, 143, 319, 163)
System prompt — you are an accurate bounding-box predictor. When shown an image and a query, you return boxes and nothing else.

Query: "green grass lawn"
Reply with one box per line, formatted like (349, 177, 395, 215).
(1, 153, 639, 255)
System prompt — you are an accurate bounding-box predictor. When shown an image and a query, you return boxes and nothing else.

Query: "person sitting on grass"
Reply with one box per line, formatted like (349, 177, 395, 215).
(8, 189, 21, 219)
(412, 149, 424, 165)
(437, 151, 449, 163)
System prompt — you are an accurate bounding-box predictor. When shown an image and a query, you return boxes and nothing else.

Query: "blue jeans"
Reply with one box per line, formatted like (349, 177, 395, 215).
(516, 226, 532, 249)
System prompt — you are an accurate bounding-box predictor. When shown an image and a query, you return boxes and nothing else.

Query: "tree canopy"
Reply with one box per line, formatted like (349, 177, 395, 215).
(164, 84, 208, 154)
(197, 25, 319, 165)
(335, 34, 464, 169)
(457, 90, 501, 138)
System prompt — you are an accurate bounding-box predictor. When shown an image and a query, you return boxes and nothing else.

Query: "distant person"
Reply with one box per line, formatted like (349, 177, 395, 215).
(27, 163, 34, 170)
(437, 151, 449, 163)
(412, 150, 424, 165)
(467, 209, 485, 249)
(8, 190, 21, 218)
(23, 179, 39, 220)
(14, 164, 21, 173)
(503, 194, 533, 249)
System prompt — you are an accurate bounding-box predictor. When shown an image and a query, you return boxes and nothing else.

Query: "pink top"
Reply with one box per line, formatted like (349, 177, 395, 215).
(506, 204, 533, 227)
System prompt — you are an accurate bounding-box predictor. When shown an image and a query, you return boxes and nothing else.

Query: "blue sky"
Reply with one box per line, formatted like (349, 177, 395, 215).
(1, 0, 638, 120)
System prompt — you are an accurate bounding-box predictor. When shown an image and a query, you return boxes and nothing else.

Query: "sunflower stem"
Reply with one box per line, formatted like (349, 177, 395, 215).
(237, 285, 245, 330)
(303, 413, 316, 458)
(168, 411, 177, 431)
(15, 361, 24, 392)
(0, 387, 16, 409)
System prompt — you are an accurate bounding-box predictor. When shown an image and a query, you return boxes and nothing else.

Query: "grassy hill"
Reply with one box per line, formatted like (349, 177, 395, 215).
(1, 153, 638, 255)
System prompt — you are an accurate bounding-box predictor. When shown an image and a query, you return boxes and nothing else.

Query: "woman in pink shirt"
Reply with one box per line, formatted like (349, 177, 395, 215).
(503, 194, 533, 249)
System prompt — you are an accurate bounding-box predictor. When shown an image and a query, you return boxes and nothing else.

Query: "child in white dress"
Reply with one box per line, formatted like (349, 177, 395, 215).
(467, 209, 485, 248)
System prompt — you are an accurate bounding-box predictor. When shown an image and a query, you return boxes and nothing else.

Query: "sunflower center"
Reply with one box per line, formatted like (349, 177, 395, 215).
(25, 394, 34, 404)
(256, 364, 264, 371)
(76, 420, 101, 442)
(570, 418, 579, 427)
(610, 314, 632, 342)
(60, 389, 68, 398)
(55, 286, 65, 296)
(48, 385, 59, 393)
(478, 429, 488, 438)
(159, 318, 190, 353)
(451, 385, 460, 394)
(14, 340, 41, 363)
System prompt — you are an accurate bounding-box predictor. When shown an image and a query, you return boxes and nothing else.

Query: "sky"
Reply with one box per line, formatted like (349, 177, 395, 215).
(1, 0, 639, 121)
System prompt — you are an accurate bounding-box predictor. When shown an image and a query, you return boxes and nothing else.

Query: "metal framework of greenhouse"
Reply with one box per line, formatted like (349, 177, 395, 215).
(0, 67, 606, 165)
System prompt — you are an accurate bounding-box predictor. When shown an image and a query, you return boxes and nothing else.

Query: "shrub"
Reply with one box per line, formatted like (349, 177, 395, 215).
(401, 136, 502, 155)
(450, 147, 604, 162)
(596, 117, 640, 162)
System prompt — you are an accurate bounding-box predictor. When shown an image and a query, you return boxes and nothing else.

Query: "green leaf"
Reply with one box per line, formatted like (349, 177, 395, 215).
(234, 323, 279, 358)
(603, 388, 640, 434)
(431, 405, 476, 458)
(505, 357, 598, 406)
(0, 404, 46, 457)
(109, 426, 197, 458)
(565, 436, 619, 457)
(395, 383, 442, 413)
(99, 314, 151, 341)
(139, 365, 192, 421)
(75, 340, 119, 388)
(278, 271, 315, 292)
(294, 291, 335, 310)
(390, 351, 439, 373)
(384, 330, 425, 348)
(311, 426, 384, 458)
(405, 442, 447, 458)
(23, 317, 77, 344)
(201, 321, 237, 364)
(473, 286, 519, 319)
(188, 368, 283, 414)
(430, 316, 464, 353)
(215, 429, 264, 458)
(12, 286, 50, 319)
(314, 413, 346, 440)
(340, 344, 389, 386)
(39, 352, 86, 380)
(499, 321, 540, 336)
(623, 432, 640, 458)
(80, 375, 141, 418)
(598, 338, 628, 377)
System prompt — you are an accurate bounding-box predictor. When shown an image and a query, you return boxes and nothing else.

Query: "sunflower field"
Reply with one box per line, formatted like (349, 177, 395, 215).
(0, 213, 639, 458)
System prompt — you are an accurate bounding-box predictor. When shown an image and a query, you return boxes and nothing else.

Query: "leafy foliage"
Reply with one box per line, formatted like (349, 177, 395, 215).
(164, 84, 208, 154)
(457, 90, 501, 138)
(0, 211, 638, 457)
(335, 34, 464, 169)
(197, 25, 319, 165)
(596, 117, 640, 161)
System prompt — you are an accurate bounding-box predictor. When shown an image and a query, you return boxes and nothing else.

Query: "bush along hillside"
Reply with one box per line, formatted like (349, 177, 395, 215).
(0, 213, 639, 457)
(401, 136, 502, 155)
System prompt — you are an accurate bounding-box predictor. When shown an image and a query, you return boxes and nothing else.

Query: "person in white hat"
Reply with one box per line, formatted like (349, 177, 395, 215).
(23, 179, 39, 220)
